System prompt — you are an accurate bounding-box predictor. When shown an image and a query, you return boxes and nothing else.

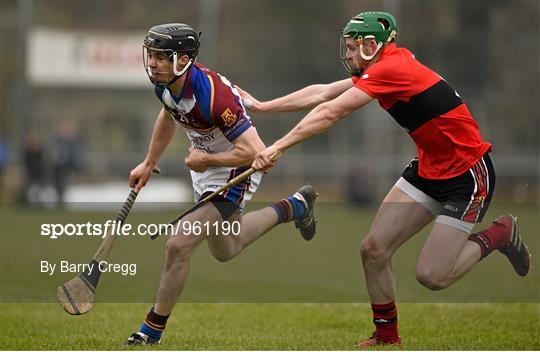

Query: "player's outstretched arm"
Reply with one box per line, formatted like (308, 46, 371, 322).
(130, 107, 178, 191)
(237, 78, 353, 113)
(252, 87, 372, 171)
(185, 126, 265, 172)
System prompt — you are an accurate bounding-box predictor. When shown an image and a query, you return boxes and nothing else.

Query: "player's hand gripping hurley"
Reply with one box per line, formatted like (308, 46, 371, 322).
(57, 167, 160, 315)
(150, 151, 282, 240)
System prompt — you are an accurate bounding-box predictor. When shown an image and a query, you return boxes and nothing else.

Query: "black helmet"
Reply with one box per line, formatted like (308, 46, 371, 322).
(143, 23, 201, 86)
(144, 23, 200, 58)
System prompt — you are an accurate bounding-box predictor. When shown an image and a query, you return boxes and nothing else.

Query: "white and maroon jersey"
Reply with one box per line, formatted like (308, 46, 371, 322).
(154, 63, 261, 208)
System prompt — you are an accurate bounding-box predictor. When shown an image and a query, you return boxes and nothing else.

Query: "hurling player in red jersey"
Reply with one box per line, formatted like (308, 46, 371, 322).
(239, 11, 531, 347)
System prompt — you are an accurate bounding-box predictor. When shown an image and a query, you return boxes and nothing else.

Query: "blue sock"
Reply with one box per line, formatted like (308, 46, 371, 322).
(139, 307, 169, 341)
(288, 195, 307, 219)
(271, 194, 306, 224)
(140, 321, 162, 341)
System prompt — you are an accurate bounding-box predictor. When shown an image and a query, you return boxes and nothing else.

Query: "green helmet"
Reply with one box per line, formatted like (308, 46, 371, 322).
(342, 11, 398, 44)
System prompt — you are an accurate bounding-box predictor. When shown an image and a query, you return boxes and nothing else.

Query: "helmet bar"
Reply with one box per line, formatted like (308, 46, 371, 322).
(148, 30, 172, 39)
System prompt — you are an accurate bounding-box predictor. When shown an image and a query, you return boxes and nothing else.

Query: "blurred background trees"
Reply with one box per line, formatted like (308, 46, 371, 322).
(1, 0, 538, 204)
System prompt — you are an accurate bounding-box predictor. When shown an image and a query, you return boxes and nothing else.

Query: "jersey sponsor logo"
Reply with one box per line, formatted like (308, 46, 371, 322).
(221, 108, 238, 127)
(361, 74, 369, 79)
(192, 145, 214, 153)
(191, 133, 215, 147)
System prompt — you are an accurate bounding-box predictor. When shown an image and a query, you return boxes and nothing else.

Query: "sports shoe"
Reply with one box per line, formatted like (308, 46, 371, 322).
(496, 214, 531, 276)
(125, 332, 160, 346)
(358, 332, 401, 347)
(293, 185, 318, 241)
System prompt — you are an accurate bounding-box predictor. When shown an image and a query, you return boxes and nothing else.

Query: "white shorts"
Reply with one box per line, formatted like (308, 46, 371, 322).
(191, 166, 262, 211)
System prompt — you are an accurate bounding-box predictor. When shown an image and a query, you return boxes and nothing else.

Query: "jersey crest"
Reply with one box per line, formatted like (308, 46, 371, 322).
(220, 108, 237, 127)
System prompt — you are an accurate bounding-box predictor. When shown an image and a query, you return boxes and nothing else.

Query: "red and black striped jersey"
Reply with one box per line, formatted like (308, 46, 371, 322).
(352, 43, 492, 179)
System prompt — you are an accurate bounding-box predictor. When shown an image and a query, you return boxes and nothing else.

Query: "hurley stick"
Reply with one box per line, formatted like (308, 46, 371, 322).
(150, 151, 282, 240)
(57, 167, 160, 315)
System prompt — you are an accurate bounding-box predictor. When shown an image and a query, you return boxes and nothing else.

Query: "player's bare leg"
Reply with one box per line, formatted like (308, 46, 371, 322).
(150, 203, 279, 314)
(154, 203, 222, 313)
(206, 207, 278, 262)
(207, 185, 318, 261)
(126, 202, 221, 345)
(361, 187, 434, 302)
(415, 223, 472, 290)
(359, 186, 434, 347)
(416, 214, 530, 291)
(127, 186, 318, 345)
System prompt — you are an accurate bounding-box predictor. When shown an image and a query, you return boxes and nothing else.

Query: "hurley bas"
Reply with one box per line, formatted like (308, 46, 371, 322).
(41, 260, 137, 276)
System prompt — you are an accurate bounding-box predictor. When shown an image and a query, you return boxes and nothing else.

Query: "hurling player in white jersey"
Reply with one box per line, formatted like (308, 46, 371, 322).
(125, 23, 319, 346)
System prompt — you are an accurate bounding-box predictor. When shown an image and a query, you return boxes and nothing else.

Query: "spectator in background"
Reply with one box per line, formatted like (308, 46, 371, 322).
(22, 131, 45, 205)
(52, 120, 80, 207)
(347, 163, 372, 206)
(0, 136, 8, 177)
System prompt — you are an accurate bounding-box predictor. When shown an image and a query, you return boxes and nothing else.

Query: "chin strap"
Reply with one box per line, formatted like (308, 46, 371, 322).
(172, 52, 194, 76)
(360, 42, 383, 60)
(161, 52, 195, 87)
(359, 30, 397, 61)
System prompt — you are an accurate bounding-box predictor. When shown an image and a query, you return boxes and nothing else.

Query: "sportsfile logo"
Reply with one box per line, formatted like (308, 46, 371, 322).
(41, 220, 241, 239)
(41, 220, 148, 239)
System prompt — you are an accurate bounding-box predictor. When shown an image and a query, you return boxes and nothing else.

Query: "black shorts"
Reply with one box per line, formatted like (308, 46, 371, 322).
(200, 191, 240, 220)
(397, 153, 495, 232)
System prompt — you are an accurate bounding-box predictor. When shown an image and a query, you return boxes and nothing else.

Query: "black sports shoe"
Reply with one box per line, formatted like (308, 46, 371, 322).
(125, 332, 160, 346)
(293, 185, 318, 241)
(496, 214, 531, 277)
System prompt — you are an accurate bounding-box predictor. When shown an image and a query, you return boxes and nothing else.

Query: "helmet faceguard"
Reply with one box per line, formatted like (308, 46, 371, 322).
(340, 11, 398, 75)
(143, 23, 201, 87)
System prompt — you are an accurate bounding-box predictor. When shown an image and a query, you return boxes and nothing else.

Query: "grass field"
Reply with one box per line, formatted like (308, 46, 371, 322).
(1, 201, 539, 349)
(1, 303, 538, 350)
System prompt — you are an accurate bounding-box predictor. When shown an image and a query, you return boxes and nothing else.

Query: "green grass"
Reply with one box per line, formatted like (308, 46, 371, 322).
(0, 303, 538, 349)
(1, 202, 539, 349)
